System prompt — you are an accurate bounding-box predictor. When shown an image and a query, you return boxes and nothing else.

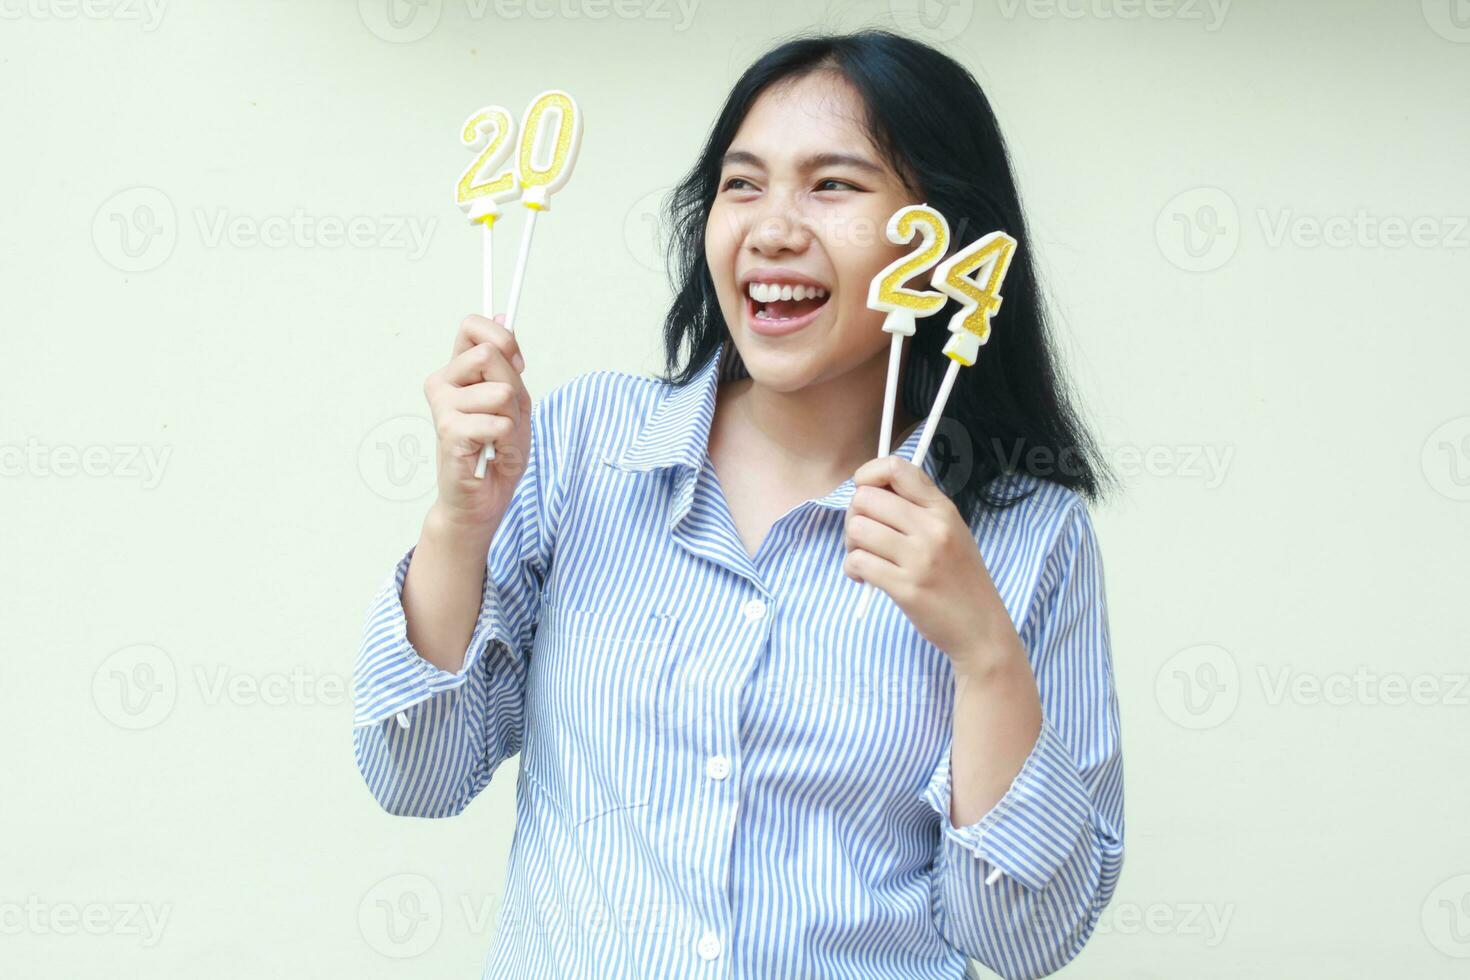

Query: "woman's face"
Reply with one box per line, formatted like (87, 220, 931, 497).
(705, 71, 918, 393)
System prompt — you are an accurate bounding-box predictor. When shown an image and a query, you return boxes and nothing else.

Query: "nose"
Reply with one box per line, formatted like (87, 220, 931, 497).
(746, 195, 812, 257)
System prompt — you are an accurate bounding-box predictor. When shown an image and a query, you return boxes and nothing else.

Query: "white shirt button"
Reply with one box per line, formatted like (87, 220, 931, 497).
(696, 931, 722, 960)
(395, 711, 410, 730)
(706, 754, 730, 781)
(741, 598, 767, 622)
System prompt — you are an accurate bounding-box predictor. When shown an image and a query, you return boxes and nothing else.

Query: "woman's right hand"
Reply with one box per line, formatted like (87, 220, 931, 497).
(423, 313, 532, 531)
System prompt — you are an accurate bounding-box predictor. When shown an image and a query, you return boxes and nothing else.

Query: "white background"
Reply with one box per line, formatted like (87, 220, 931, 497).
(2, 0, 1468, 976)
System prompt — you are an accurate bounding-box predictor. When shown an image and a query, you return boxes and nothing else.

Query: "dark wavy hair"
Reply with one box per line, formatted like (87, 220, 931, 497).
(657, 29, 1113, 522)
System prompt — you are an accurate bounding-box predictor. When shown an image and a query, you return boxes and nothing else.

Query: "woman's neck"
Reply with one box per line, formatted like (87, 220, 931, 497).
(713, 351, 922, 486)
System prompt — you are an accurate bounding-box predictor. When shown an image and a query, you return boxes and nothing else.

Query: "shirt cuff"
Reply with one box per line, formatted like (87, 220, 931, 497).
(920, 714, 1093, 892)
(351, 545, 509, 729)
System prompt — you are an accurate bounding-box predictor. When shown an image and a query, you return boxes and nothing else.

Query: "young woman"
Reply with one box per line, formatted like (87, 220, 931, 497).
(353, 30, 1124, 980)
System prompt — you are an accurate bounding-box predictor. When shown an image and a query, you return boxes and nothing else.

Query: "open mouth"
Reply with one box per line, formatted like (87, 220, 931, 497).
(744, 280, 831, 333)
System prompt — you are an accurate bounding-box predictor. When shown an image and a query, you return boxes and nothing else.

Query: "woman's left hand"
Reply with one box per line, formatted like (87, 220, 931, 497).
(843, 455, 1014, 673)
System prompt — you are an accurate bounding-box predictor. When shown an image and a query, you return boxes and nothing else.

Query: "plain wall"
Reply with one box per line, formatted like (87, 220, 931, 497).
(2, 0, 1467, 976)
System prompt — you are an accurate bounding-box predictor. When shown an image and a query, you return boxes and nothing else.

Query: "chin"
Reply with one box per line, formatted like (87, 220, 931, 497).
(735, 339, 851, 395)
(732, 343, 814, 390)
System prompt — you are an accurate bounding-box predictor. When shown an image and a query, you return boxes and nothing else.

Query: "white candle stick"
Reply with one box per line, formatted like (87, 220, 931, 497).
(503, 208, 538, 333)
(877, 334, 903, 458)
(482, 222, 494, 320)
(853, 359, 958, 619)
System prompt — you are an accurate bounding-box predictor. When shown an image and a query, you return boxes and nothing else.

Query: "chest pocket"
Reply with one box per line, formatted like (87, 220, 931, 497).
(521, 599, 684, 827)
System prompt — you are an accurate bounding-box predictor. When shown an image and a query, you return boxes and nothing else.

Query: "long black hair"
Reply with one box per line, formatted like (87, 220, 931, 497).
(658, 29, 1113, 523)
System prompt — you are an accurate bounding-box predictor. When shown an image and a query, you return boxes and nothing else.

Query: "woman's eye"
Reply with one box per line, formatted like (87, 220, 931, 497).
(722, 176, 755, 191)
(816, 178, 860, 192)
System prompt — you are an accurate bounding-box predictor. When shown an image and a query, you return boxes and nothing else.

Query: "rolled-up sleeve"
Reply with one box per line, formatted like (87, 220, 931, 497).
(351, 386, 567, 818)
(920, 500, 1124, 979)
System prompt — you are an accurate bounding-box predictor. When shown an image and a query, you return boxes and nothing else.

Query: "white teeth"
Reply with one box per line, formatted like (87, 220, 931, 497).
(746, 281, 829, 302)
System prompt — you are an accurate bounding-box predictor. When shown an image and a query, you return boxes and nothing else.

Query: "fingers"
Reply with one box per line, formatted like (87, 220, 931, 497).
(440, 339, 523, 389)
(841, 544, 901, 586)
(846, 482, 921, 535)
(453, 313, 524, 371)
(844, 510, 910, 565)
(435, 408, 516, 459)
(852, 455, 946, 508)
(446, 380, 522, 423)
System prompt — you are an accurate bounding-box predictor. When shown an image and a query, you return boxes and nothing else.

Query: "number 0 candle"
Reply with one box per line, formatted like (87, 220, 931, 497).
(473, 90, 583, 479)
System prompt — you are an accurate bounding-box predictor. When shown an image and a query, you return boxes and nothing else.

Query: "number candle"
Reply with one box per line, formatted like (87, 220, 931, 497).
(474, 90, 583, 479)
(853, 228, 1019, 621)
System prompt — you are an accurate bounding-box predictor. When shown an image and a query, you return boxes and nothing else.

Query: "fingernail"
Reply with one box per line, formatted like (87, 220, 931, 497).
(512, 353, 525, 371)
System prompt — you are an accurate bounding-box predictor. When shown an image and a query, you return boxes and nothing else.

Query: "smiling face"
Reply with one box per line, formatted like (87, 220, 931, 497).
(705, 70, 920, 393)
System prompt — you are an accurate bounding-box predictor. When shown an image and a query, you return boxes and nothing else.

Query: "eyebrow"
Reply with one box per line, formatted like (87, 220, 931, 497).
(720, 149, 886, 177)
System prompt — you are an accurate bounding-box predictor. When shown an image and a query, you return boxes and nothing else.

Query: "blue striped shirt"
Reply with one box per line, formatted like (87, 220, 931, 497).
(352, 339, 1124, 979)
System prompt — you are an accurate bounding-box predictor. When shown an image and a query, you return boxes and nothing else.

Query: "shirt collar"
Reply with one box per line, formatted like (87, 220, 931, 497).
(604, 341, 726, 474)
(604, 339, 940, 512)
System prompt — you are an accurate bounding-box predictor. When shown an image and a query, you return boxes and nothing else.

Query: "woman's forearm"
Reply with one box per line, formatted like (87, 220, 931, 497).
(401, 502, 499, 674)
(947, 624, 1043, 827)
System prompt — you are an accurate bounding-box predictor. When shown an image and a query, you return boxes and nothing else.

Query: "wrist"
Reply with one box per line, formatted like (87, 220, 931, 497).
(950, 617, 1027, 683)
(424, 499, 499, 557)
